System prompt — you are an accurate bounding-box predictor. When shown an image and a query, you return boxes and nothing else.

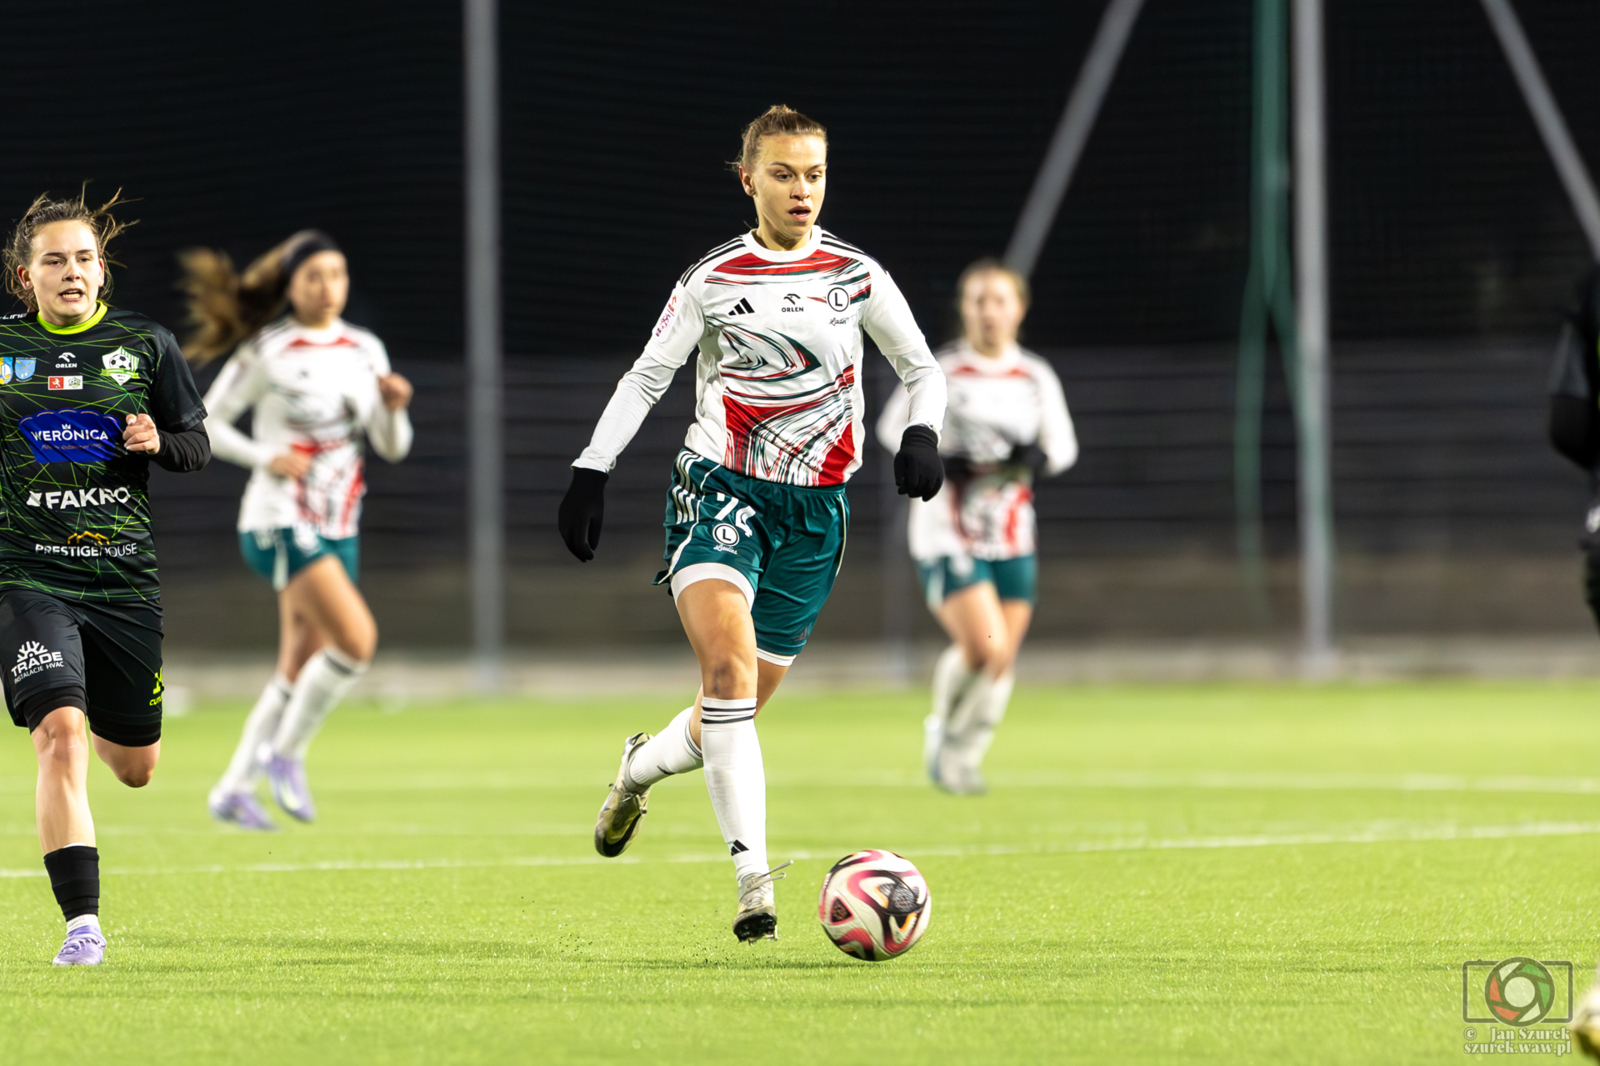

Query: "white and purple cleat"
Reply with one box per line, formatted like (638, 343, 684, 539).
(53, 923, 105, 966)
(266, 754, 316, 822)
(208, 790, 278, 831)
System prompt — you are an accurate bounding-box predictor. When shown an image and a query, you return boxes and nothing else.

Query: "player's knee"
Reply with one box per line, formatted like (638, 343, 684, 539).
(38, 728, 88, 773)
(333, 616, 377, 664)
(114, 763, 155, 788)
(701, 655, 754, 700)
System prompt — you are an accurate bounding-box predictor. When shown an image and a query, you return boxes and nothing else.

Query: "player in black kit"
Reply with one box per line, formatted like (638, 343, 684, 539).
(0, 191, 209, 965)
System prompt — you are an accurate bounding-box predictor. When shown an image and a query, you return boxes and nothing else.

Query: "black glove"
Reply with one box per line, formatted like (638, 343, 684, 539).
(558, 466, 608, 562)
(942, 455, 974, 486)
(1008, 442, 1049, 479)
(893, 425, 944, 501)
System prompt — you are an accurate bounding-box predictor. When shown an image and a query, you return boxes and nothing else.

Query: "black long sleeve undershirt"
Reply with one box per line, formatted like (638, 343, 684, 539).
(151, 425, 211, 473)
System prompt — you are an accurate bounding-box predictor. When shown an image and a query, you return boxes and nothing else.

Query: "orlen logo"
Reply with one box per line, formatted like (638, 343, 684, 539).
(19, 410, 121, 464)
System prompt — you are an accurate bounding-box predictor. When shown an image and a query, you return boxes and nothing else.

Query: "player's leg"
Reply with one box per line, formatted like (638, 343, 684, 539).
(921, 558, 987, 780)
(940, 556, 1037, 792)
(676, 576, 787, 942)
(933, 577, 1007, 793)
(2, 592, 107, 965)
(265, 550, 374, 821)
(210, 592, 316, 829)
(32, 707, 104, 965)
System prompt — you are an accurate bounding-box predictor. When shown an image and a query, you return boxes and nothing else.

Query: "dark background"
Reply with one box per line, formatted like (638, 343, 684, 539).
(5, 1, 1598, 646)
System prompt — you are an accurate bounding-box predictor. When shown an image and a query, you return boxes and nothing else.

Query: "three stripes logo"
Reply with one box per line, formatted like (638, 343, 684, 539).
(728, 297, 755, 316)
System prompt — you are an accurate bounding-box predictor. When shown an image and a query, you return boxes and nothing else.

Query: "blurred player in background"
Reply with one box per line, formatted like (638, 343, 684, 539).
(558, 105, 947, 942)
(180, 232, 413, 830)
(878, 260, 1076, 795)
(1, 190, 210, 965)
(1544, 268, 1600, 1058)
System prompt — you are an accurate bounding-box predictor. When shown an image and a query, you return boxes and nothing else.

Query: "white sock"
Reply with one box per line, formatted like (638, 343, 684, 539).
(623, 707, 703, 791)
(955, 671, 1014, 771)
(214, 674, 292, 795)
(926, 645, 979, 768)
(270, 649, 367, 760)
(699, 697, 766, 882)
(67, 914, 101, 934)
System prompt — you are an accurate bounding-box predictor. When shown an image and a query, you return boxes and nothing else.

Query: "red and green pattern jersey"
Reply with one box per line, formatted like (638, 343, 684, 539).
(575, 228, 946, 487)
(0, 303, 206, 603)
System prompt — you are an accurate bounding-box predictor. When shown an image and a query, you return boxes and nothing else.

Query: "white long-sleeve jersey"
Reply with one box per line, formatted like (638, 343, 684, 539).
(203, 317, 413, 538)
(575, 228, 946, 487)
(878, 341, 1076, 561)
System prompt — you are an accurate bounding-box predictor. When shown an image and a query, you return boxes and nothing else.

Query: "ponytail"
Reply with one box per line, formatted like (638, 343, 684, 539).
(178, 229, 334, 365)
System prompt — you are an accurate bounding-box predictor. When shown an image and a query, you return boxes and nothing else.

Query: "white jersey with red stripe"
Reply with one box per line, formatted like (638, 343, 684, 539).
(574, 227, 946, 487)
(203, 317, 413, 538)
(878, 342, 1077, 561)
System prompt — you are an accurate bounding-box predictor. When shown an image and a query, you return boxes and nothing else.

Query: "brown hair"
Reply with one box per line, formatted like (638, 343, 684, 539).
(737, 105, 827, 171)
(956, 258, 1031, 308)
(4, 188, 136, 311)
(178, 230, 327, 364)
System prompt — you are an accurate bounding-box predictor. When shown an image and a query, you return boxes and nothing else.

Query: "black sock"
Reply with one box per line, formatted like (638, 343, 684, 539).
(43, 845, 99, 921)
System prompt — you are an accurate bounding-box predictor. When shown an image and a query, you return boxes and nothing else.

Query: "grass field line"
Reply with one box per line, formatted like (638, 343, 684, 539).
(2, 817, 1597, 881)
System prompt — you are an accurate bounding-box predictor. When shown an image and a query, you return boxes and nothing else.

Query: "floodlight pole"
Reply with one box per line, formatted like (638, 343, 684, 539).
(1479, 0, 1600, 260)
(1004, 0, 1146, 277)
(1292, 0, 1334, 676)
(465, 0, 504, 688)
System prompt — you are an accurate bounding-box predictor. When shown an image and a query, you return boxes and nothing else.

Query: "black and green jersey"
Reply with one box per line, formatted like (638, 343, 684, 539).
(0, 303, 206, 604)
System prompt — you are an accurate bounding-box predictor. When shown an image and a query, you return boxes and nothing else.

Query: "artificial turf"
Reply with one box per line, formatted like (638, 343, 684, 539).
(1, 680, 1598, 1063)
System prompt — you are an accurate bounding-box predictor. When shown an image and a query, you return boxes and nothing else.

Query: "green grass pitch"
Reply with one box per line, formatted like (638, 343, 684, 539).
(2, 680, 1599, 1063)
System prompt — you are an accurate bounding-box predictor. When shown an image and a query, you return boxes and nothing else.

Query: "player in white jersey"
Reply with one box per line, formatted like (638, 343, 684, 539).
(179, 232, 414, 829)
(878, 260, 1076, 795)
(559, 106, 947, 942)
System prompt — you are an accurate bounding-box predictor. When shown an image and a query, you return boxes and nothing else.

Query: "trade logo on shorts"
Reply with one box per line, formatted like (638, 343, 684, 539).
(1460, 956, 1573, 1056)
(712, 523, 740, 553)
(12, 639, 64, 682)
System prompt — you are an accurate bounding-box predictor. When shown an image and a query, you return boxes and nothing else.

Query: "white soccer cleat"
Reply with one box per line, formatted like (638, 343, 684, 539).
(732, 861, 792, 943)
(1574, 982, 1600, 1059)
(594, 733, 652, 858)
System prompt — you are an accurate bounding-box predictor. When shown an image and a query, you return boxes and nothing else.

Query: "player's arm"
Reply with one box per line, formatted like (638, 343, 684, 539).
(861, 267, 947, 500)
(130, 330, 212, 472)
(200, 342, 277, 471)
(362, 340, 414, 463)
(559, 286, 705, 561)
(1015, 359, 1077, 478)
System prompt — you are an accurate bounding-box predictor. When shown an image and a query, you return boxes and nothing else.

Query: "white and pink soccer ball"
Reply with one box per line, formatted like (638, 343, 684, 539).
(817, 849, 931, 961)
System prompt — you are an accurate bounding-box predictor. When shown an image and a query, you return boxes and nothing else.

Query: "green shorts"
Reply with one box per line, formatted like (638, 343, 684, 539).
(655, 450, 849, 664)
(240, 527, 360, 592)
(918, 554, 1037, 608)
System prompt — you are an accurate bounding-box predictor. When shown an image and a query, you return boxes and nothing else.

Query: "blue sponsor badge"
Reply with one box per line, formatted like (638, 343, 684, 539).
(19, 409, 121, 464)
(15, 358, 36, 382)
(0, 358, 11, 385)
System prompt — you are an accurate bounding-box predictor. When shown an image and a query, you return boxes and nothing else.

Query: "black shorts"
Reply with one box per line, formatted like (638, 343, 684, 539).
(0, 590, 163, 747)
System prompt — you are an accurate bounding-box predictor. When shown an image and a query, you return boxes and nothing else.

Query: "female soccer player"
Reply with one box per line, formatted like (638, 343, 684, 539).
(1, 190, 211, 965)
(559, 105, 947, 942)
(181, 231, 413, 830)
(877, 259, 1077, 795)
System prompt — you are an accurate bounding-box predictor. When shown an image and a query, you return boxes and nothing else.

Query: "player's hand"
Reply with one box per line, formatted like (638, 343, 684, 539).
(942, 455, 974, 486)
(378, 372, 413, 412)
(558, 466, 608, 562)
(1007, 441, 1049, 478)
(123, 413, 160, 454)
(894, 425, 944, 501)
(268, 451, 313, 480)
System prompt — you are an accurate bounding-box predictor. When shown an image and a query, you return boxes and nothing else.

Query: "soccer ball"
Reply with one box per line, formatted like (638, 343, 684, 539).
(817, 850, 931, 961)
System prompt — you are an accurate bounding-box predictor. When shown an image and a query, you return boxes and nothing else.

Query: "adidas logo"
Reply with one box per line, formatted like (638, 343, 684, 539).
(728, 298, 755, 316)
(13, 639, 64, 681)
(729, 839, 749, 855)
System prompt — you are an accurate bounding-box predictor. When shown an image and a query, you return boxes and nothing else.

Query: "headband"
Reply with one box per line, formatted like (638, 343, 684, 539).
(280, 232, 341, 288)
